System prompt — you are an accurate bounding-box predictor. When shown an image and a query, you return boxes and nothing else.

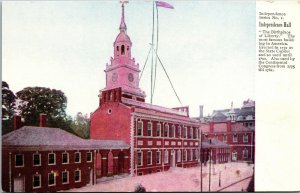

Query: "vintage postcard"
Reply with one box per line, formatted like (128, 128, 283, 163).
(2, 0, 300, 192)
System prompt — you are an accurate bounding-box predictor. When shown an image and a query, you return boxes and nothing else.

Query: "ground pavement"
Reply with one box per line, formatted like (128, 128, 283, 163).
(63, 162, 254, 192)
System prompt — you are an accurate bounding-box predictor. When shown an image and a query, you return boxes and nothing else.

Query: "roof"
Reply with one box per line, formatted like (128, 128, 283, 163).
(2, 126, 130, 151)
(122, 97, 189, 117)
(202, 138, 229, 148)
(114, 31, 132, 45)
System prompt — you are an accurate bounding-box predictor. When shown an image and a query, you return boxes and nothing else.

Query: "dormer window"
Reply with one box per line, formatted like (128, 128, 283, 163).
(121, 45, 125, 55)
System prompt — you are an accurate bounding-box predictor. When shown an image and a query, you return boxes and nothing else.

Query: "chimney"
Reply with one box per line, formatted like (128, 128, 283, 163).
(39, 113, 47, 127)
(199, 105, 203, 119)
(227, 120, 232, 132)
(13, 114, 22, 130)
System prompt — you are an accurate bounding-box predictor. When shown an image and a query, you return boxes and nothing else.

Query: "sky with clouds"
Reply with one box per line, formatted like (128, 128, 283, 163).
(3, 0, 255, 118)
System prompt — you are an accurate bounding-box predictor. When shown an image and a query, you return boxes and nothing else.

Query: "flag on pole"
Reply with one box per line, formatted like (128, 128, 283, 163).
(155, 1, 174, 9)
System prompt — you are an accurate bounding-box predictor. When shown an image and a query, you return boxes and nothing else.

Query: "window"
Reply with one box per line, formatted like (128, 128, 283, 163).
(190, 150, 193, 161)
(164, 124, 169, 137)
(117, 46, 119, 51)
(62, 171, 69, 184)
(171, 125, 175, 138)
(48, 172, 55, 186)
(195, 128, 199, 139)
(184, 127, 187, 138)
(48, 153, 56, 165)
(164, 150, 169, 163)
(223, 135, 227, 142)
(137, 152, 143, 166)
(232, 151, 237, 161)
(74, 170, 81, 182)
(62, 152, 69, 164)
(33, 174, 41, 188)
(15, 154, 24, 167)
(147, 151, 152, 165)
(75, 152, 81, 163)
(177, 150, 181, 162)
(137, 121, 143, 136)
(87, 152, 92, 162)
(33, 153, 41, 166)
(243, 149, 248, 158)
(243, 134, 249, 143)
(190, 128, 193, 139)
(147, 122, 152, 136)
(156, 151, 161, 164)
(156, 123, 161, 137)
(183, 150, 187, 161)
(195, 150, 198, 160)
(121, 45, 125, 55)
(178, 126, 181, 138)
(233, 134, 238, 143)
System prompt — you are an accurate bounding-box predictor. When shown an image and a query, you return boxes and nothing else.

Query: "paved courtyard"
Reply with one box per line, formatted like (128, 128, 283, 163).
(64, 162, 254, 192)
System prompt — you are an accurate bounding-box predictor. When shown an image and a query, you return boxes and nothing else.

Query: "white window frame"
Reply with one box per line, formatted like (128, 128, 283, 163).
(147, 122, 152, 137)
(233, 134, 238, 143)
(177, 149, 181, 162)
(86, 152, 92, 162)
(74, 152, 81, 163)
(48, 153, 56, 165)
(156, 151, 161, 164)
(48, 172, 56, 186)
(147, 151, 152, 165)
(243, 134, 249, 143)
(190, 149, 193, 161)
(232, 151, 237, 161)
(62, 152, 69, 164)
(33, 153, 41, 166)
(164, 150, 169, 163)
(33, 174, 41, 189)
(156, 123, 161, 137)
(74, 169, 81, 183)
(137, 121, 143, 136)
(164, 124, 169, 137)
(62, 171, 69, 184)
(15, 154, 24, 167)
(137, 151, 143, 166)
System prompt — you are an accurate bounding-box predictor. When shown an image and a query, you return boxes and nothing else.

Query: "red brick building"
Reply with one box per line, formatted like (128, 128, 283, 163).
(90, 3, 206, 176)
(201, 121, 255, 162)
(2, 115, 129, 192)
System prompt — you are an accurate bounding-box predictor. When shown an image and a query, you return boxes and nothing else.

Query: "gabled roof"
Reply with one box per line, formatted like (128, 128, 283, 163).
(2, 126, 129, 151)
(202, 138, 229, 148)
(122, 97, 191, 118)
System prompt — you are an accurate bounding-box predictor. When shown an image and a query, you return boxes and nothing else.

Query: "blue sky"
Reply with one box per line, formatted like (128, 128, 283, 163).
(3, 0, 255, 117)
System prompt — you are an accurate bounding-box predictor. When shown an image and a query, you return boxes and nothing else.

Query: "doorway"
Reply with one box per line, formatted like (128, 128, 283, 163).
(13, 176, 25, 192)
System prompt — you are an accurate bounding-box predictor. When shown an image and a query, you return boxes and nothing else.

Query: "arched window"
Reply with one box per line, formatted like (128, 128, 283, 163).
(121, 45, 125, 55)
(117, 46, 119, 51)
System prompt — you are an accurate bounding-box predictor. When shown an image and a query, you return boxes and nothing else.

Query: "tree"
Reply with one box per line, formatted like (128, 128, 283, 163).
(2, 81, 16, 134)
(70, 112, 90, 139)
(16, 87, 71, 130)
(2, 81, 16, 119)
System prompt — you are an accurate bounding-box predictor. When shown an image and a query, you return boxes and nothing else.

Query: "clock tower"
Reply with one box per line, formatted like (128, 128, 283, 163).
(101, 2, 146, 101)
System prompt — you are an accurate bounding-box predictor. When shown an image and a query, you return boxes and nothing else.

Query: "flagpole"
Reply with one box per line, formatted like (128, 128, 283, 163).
(150, 0, 155, 104)
(152, 2, 159, 102)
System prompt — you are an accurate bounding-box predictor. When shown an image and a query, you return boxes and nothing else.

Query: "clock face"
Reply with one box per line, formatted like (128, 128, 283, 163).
(128, 73, 134, 82)
(112, 73, 118, 82)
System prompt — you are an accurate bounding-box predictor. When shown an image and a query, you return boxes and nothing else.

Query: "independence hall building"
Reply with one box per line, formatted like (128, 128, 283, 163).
(90, 3, 202, 176)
